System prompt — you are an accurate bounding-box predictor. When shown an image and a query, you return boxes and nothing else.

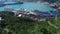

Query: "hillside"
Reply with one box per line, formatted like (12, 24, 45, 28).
(0, 12, 60, 34)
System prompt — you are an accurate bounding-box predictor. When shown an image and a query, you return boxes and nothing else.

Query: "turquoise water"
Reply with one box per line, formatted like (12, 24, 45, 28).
(0, 2, 54, 12)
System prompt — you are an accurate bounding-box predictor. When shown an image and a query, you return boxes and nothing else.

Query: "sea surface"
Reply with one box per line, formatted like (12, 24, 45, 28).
(0, 2, 54, 12)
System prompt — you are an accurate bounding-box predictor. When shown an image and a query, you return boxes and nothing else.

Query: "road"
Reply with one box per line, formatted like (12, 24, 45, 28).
(48, 21, 59, 29)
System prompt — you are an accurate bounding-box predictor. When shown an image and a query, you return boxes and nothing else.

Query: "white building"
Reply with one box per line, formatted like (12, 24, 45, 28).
(0, 17, 2, 20)
(17, 14, 22, 17)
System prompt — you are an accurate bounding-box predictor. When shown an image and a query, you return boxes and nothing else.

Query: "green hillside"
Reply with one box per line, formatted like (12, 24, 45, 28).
(0, 12, 60, 34)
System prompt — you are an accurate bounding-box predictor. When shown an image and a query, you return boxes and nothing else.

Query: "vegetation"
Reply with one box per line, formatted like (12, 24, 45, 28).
(0, 12, 60, 34)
